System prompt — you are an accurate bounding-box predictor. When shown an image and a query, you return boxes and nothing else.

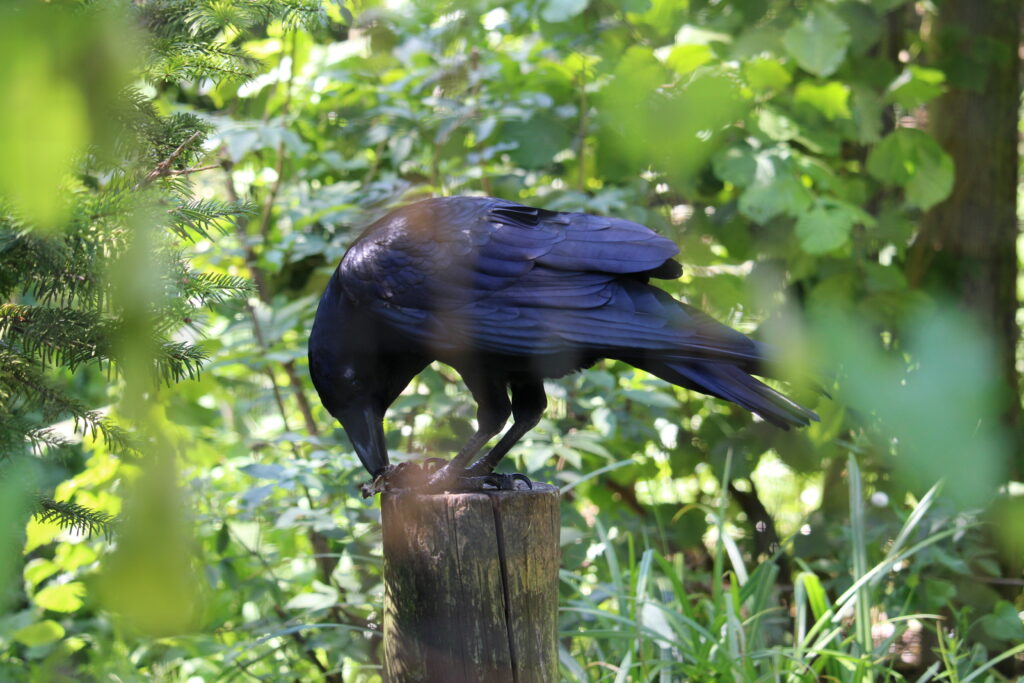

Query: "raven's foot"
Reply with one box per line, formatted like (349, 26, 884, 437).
(424, 466, 532, 492)
(463, 472, 533, 491)
(360, 461, 533, 497)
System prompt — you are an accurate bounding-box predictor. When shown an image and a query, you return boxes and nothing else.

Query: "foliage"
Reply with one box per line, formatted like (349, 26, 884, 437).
(0, 0, 256, 535)
(0, 0, 1021, 680)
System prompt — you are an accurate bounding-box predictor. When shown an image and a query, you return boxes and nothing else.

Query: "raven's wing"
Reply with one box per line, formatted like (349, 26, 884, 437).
(340, 197, 680, 309)
(342, 197, 815, 427)
(342, 197, 756, 363)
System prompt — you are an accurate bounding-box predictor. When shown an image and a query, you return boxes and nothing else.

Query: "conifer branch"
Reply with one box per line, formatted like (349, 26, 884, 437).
(35, 497, 116, 539)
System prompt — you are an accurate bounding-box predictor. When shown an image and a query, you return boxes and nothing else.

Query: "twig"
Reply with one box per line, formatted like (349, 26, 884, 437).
(169, 164, 223, 176)
(257, 32, 299, 242)
(227, 525, 343, 682)
(134, 130, 203, 190)
(577, 62, 588, 192)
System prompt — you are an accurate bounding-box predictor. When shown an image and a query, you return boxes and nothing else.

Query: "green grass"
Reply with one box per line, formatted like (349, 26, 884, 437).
(558, 456, 1022, 682)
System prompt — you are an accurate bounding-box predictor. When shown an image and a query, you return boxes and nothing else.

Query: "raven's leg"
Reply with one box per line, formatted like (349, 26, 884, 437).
(424, 375, 511, 489)
(464, 379, 546, 477)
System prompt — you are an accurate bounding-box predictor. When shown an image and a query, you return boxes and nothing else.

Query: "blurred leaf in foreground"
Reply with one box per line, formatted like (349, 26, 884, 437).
(815, 306, 1008, 508)
(0, 2, 135, 228)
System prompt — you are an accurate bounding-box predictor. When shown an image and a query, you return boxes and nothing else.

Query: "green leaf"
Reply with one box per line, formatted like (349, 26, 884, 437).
(503, 113, 572, 169)
(673, 24, 732, 47)
(738, 153, 813, 222)
(782, 6, 851, 77)
(886, 66, 946, 108)
(712, 142, 757, 187)
(866, 128, 923, 184)
(795, 198, 873, 254)
(756, 107, 800, 141)
(796, 572, 830, 620)
(34, 581, 86, 613)
(664, 44, 713, 75)
(905, 151, 954, 210)
(598, 58, 749, 185)
(851, 85, 884, 143)
(23, 559, 59, 587)
(621, 388, 677, 408)
(980, 601, 1024, 643)
(794, 81, 852, 120)
(285, 581, 339, 611)
(540, 0, 589, 23)
(815, 309, 1007, 509)
(866, 129, 954, 209)
(835, 2, 883, 55)
(13, 620, 65, 647)
(742, 57, 792, 93)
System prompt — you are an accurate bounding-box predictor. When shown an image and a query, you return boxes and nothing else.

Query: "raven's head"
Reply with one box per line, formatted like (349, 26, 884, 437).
(308, 337, 390, 477)
(334, 375, 390, 478)
(309, 275, 431, 478)
(308, 276, 392, 477)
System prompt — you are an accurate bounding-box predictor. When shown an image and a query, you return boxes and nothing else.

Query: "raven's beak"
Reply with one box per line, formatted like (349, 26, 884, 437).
(339, 404, 389, 477)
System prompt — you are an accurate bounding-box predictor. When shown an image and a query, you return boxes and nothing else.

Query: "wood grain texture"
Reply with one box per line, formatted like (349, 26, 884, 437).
(382, 483, 559, 683)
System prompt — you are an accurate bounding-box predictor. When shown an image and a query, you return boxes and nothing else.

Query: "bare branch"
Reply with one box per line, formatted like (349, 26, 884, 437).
(134, 130, 203, 190)
(169, 163, 223, 177)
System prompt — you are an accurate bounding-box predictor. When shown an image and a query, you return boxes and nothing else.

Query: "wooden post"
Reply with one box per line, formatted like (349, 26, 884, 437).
(381, 483, 560, 683)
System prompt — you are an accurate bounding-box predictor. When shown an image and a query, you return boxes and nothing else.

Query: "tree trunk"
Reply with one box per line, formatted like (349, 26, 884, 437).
(381, 484, 560, 683)
(912, 0, 1022, 459)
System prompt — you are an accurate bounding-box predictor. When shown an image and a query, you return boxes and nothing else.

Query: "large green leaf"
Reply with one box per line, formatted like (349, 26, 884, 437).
(795, 197, 874, 254)
(540, 0, 589, 23)
(781, 6, 851, 77)
(794, 81, 852, 120)
(885, 66, 946, 108)
(738, 152, 813, 222)
(34, 581, 86, 613)
(742, 57, 792, 94)
(712, 141, 757, 187)
(866, 128, 954, 209)
(502, 112, 572, 169)
(979, 601, 1024, 643)
(598, 57, 749, 185)
(12, 620, 65, 647)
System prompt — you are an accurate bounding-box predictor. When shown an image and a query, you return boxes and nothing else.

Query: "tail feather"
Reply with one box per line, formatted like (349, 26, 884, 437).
(647, 360, 818, 429)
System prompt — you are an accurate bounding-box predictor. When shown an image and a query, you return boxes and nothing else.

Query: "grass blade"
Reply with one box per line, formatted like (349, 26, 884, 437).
(848, 455, 873, 659)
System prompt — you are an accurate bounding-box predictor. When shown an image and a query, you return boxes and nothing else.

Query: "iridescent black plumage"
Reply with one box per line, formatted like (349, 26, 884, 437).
(309, 196, 816, 487)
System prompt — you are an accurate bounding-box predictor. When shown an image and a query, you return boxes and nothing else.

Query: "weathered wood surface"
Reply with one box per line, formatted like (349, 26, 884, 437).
(381, 483, 560, 683)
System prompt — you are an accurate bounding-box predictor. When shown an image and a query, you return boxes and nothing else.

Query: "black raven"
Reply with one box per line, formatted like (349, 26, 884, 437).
(309, 196, 816, 492)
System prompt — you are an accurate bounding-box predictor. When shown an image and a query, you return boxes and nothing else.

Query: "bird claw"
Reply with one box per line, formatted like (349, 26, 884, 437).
(420, 457, 446, 472)
(459, 472, 533, 492)
(360, 461, 533, 497)
(488, 472, 533, 491)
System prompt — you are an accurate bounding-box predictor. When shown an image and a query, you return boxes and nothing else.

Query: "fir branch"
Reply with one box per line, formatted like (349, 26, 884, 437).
(25, 426, 75, 455)
(0, 352, 140, 457)
(0, 304, 112, 372)
(184, 0, 327, 34)
(184, 271, 253, 305)
(154, 340, 208, 383)
(0, 223, 124, 309)
(238, 0, 328, 31)
(35, 497, 116, 539)
(170, 197, 256, 240)
(144, 40, 264, 83)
